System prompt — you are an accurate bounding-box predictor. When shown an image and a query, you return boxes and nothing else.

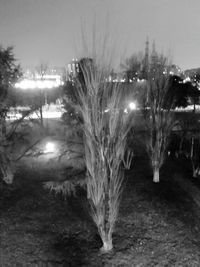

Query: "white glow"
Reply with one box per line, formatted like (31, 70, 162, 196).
(137, 79, 145, 83)
(129, 102, 136, 110)
(44, 142, 55, 153)
(15, 78, 63, 89)
(6, 110, 63, 120)
(183, 77, 191, 83)
(7, 113, 22, 120)
(7, 104, 64, 120)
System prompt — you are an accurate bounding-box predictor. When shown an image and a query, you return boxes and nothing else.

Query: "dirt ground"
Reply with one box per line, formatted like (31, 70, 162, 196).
(1, 157, 200, 266)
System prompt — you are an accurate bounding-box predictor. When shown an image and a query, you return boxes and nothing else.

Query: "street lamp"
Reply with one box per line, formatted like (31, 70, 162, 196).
(129, 102, 137, 110)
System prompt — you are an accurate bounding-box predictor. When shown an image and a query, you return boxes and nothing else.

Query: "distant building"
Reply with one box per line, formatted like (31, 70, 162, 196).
(15, 67, 65, 89)
(169, 64, 182, 76)
(67, 59, 79, 80)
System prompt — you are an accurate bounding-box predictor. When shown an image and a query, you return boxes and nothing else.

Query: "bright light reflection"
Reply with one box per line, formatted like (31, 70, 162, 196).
(44, 142, 55, 153)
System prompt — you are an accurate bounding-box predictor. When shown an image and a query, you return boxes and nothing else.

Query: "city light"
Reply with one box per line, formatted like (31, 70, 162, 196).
(15, 78, 64, 89)
(7, 104, 64, 120)
(183, 77, 191, 83)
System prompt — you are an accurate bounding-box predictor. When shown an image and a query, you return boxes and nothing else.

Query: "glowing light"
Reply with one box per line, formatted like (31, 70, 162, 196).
(44, 142, 56, 153)
(137, 79, 145, 83)
(6, 104, 64, 120)
(183, 77, 191, 83)
(15, 79, 36, 89)
(129, 102, 136, 110)
(15, 77, 64, 89)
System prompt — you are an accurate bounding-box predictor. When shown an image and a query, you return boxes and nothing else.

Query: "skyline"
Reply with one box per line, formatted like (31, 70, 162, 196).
(0, 0, 200, 71)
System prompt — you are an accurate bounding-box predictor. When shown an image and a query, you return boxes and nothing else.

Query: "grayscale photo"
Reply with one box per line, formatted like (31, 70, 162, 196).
(0, 0, 200, 266)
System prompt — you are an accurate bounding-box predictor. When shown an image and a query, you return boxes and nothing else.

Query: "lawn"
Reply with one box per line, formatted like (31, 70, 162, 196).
(1, 155, 200, 266)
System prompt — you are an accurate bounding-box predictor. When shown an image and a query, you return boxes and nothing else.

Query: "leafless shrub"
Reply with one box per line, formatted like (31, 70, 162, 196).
(44, 178, 86, 197)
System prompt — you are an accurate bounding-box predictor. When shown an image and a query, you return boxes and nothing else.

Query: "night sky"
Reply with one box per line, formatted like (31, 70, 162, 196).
(0, 0, 199, 70)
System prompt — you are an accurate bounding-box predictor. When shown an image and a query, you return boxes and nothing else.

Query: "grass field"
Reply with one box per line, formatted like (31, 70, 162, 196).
(1, 154, 200, 266)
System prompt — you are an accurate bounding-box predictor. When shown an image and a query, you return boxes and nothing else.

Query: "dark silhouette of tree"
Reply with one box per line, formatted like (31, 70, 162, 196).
(62, 57, 94, 126)
(165, 75, 189, 108)
(187, 71, 200, 112)
(0, 46, 21, 184)
(121, 52, 144, 82)
(0, 46, 21, 124)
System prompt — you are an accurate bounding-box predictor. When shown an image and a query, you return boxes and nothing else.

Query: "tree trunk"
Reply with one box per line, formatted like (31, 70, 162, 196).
(153, 166, 160, 183)
(97, 200, 114, 253)
(1, 164, 14, 184)
(191, 160, 198, 178)
(2, 117, 6, 135)
(193, 101, 196, 114)
(39, 106, 43, 127)
(100, 234, 113, 253)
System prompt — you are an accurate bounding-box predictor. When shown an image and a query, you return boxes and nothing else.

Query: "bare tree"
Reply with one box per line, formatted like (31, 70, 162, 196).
(35, 62, 48, 127)
(144, 52, 177, 183)
(0, 46, 22, 183)
(75, 57, 133, 252)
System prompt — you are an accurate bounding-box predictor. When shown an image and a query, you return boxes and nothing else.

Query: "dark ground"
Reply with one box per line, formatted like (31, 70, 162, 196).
(1, 156, 200, 266)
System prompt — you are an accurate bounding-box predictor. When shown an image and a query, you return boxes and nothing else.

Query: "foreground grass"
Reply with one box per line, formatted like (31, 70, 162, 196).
(1, 158, 200, 266)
